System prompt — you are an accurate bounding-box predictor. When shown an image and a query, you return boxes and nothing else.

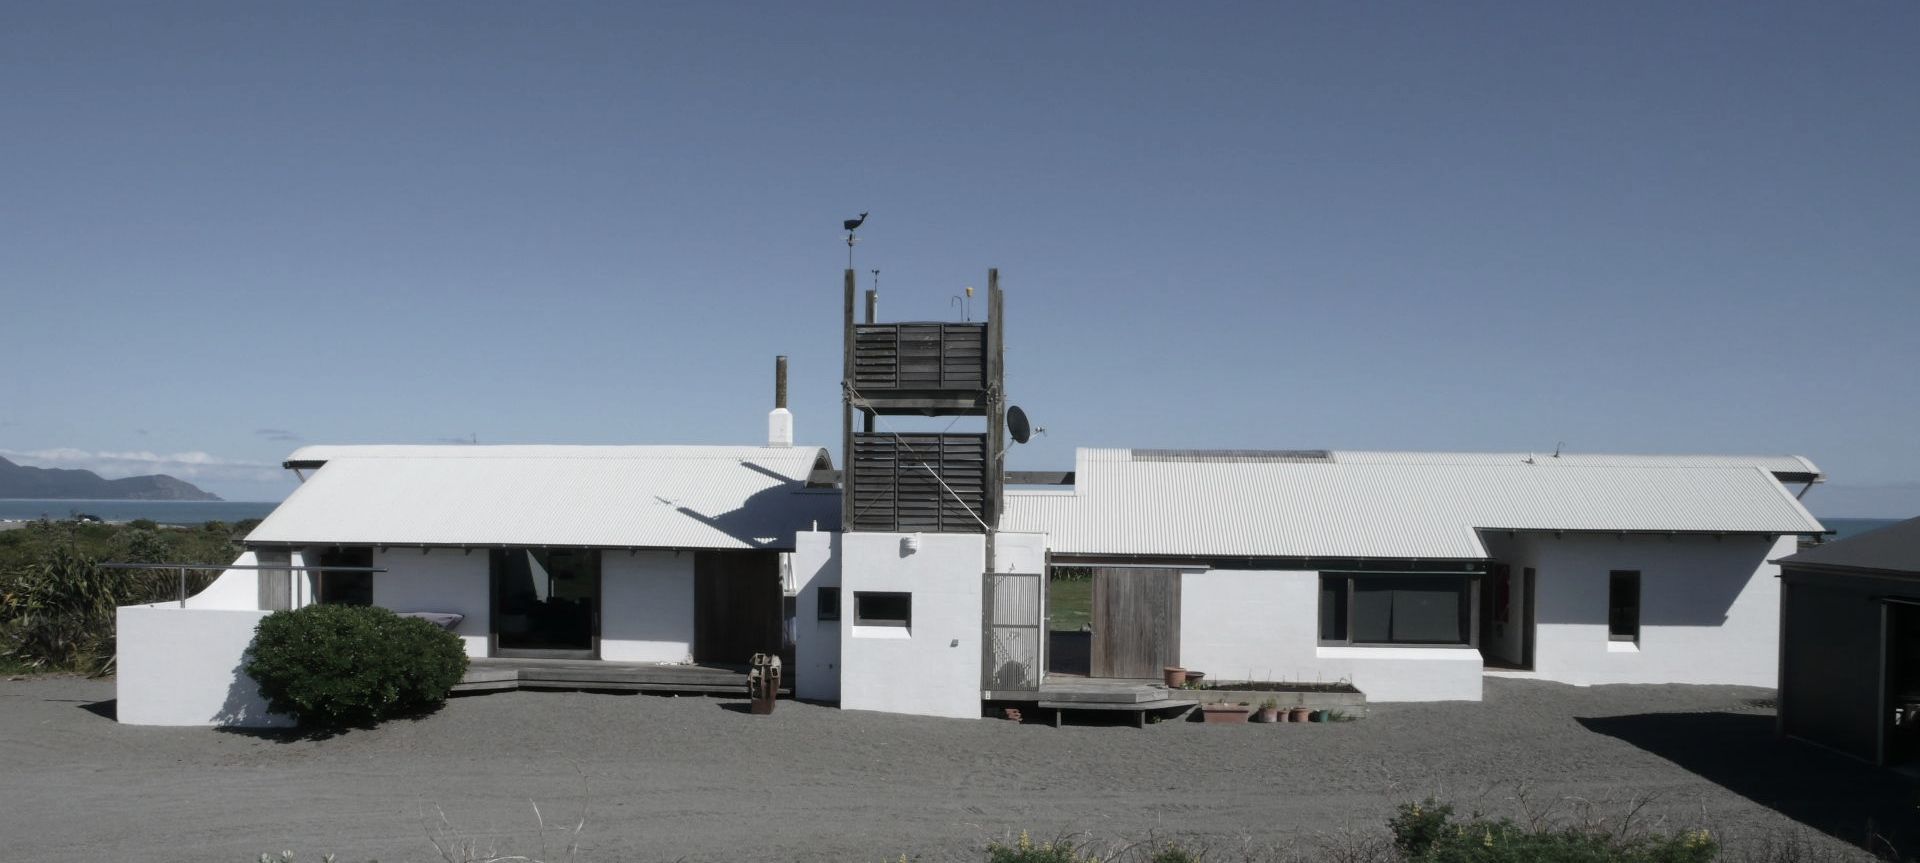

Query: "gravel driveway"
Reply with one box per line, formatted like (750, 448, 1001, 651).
(1, 675, 1910, 862)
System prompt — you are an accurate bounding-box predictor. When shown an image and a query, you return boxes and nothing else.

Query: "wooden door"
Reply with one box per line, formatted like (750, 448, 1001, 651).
(1090, 568, 1180, 679)
(693, 551, 784, 666)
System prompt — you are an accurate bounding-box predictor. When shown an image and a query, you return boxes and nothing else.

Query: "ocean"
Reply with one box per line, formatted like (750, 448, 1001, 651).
(0, 499, 280, 525)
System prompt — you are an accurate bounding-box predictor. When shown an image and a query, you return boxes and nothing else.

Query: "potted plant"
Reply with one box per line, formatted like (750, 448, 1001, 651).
(1162, 666, 1187, 688)
(1201, 701, 1252, 724)
(1288, 706, 1311, 723)
(1255, 697, 1280, 724)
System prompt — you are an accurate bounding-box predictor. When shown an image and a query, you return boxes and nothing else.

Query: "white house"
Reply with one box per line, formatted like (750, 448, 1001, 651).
(116, 443, 838, 726)
(114, 273, 1829, 725)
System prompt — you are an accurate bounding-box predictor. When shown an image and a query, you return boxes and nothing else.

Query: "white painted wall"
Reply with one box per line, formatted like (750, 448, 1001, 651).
(791, 530, 842, 702)
(116, 605, 292, 727)
(838, 531, 984, 719)
(1483, 532, 1789, 687)
(600, 551, 694, 662)
(179, 550, 267, 609)
(372, 548, 491, 657)
(1178, 569, 1484, 702)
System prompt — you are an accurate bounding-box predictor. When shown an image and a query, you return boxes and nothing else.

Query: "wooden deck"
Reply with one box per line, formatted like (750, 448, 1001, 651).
(997, 675, 1199, 728)
(454, 658, 786, 697)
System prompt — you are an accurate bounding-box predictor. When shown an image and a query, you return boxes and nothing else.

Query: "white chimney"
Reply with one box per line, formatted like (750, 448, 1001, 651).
(768, 355, 793, 447)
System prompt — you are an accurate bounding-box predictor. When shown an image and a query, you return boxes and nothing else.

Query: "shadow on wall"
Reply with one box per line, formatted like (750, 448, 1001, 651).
(1579, 712, 1919, 856)
(211, 656, 292, 729)
(673, 461, 839, 550)
(1512, 538, 1777, 628)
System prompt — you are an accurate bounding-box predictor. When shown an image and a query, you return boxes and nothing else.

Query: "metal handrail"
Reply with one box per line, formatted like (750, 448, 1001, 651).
(98, 562, 386, 608)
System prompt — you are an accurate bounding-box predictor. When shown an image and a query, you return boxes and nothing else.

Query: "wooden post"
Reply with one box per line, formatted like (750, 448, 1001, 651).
(775, 355, 788, 409)
(843, 269, 856, 531)
(988, 268, 1005, 528)
(865, 288, 877, 324)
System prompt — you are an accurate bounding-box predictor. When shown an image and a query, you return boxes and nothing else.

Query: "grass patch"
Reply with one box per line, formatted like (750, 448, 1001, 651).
(1048, 573, 1091, 632)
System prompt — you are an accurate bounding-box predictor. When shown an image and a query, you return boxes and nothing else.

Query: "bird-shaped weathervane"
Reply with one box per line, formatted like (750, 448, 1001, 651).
(843, 211, 868, 269)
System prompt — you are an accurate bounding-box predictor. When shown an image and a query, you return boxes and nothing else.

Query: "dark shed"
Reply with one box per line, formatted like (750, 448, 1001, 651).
(1776, 517, 1920, 765)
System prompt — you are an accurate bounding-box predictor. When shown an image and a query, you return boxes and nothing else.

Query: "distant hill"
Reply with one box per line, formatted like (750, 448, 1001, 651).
(0, 456, 222, 501)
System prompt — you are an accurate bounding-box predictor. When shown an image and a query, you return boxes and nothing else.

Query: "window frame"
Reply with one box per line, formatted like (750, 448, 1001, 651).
(853, 591, 912, 629)
(1317, 572, 1480, 648)
(1608, 570, 1641, 644)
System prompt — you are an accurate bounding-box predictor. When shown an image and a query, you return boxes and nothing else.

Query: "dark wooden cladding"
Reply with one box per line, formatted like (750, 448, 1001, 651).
(848, 432, 990, 532)
(853, 323, 987, 392)
(1090, 568, 1182, 679)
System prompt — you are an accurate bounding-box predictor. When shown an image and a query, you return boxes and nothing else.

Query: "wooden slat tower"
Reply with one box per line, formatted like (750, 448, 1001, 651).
(841, 269, 1005, 534)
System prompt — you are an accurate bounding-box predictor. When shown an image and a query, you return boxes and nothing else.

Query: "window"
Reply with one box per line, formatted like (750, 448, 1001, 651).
(315, 546, 374, 606)
(1609, 570, 1640, 643)
(854, 591, 912, 628)
(817, 586, 841, 621)
(1320, 573, 1474, 646)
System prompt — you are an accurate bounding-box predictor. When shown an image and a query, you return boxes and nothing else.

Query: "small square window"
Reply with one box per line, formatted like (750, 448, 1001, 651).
(817, 586, 841, 621)
(854, 591, 911, 628)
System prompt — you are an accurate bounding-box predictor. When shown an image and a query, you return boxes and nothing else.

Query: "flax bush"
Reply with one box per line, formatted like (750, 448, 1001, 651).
(0, 544, 184, 674)
(245, 604, 468, 729)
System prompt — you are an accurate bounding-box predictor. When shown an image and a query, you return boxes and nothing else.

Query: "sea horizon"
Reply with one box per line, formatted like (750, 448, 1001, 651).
(0, 499, 280, 525)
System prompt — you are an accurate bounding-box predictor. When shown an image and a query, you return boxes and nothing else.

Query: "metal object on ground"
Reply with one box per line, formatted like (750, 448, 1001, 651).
(748, 653, 782, 715)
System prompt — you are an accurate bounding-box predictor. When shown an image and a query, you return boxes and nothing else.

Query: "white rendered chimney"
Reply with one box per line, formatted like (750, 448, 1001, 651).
(768, 355, 793, 447)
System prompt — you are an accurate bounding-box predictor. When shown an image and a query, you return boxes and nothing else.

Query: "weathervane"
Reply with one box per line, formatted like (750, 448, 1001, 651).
(843, 211, 868, 270)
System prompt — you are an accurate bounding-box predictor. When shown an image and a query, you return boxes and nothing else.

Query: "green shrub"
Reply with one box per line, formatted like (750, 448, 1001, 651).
(1389, 799, 1718, 863)
(245, 605, 468, 729)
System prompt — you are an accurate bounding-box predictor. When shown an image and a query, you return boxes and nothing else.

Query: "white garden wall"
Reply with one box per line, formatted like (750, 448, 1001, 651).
(372, 548, 491, 657)
(1483, 532, 1789, 687)
(600, 551, 694, 662)
(116, 605, 291, 727)
(838, 531, 984, 719)
(791, 530, 842, 702)
(1177, 569, 1484, 702)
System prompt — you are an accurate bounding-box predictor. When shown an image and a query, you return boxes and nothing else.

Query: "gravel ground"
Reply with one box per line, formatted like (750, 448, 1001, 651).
(1, 675, 1911, 863)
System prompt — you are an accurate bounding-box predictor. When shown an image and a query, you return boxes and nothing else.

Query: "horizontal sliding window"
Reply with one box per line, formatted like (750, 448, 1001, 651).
(1320, 573, 1474, 646)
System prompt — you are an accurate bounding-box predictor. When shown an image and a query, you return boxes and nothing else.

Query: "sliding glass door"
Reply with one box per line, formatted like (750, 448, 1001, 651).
(491, 548, 600, 658)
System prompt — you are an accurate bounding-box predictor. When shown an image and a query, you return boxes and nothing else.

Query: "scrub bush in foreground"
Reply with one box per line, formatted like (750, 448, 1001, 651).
(245, 604, 468, 729)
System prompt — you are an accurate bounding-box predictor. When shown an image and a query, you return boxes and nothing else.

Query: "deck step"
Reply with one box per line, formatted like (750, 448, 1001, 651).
(453, 659, 786, 697)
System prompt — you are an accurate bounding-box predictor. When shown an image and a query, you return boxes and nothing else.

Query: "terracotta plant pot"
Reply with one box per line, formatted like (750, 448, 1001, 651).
(1201, 704, 1251, 724)
(1162, 666, 1187, 688)
(1255, 707, 1280, 723)
(1288, 707, 1311, 723)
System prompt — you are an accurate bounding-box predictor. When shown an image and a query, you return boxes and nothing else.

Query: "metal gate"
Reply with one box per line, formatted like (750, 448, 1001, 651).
(983, 571, 1043, 691)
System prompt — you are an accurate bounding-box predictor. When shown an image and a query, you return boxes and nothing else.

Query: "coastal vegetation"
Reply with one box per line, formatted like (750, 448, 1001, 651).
(0, 517, 255, 674)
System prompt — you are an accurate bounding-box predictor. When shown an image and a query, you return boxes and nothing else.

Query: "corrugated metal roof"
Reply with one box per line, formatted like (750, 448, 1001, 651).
(1331, 450, 1822, 479)
(1002, 448, 1825, 560)
(249, 445, 839, 550)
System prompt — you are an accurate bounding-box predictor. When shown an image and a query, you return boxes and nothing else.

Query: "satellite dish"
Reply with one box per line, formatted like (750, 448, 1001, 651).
(1008, 405, 1032, 444)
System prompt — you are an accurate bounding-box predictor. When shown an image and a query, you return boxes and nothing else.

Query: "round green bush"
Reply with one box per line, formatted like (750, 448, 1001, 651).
(244, 605, 469, 728)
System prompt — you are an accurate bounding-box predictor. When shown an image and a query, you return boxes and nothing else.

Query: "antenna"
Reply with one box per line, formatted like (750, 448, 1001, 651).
(1552, 441, 1564, 458)
(842, 211, 868, 270)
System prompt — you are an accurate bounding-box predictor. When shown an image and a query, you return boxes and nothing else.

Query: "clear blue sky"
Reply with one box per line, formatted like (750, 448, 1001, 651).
(2, 2, 1915, 515)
